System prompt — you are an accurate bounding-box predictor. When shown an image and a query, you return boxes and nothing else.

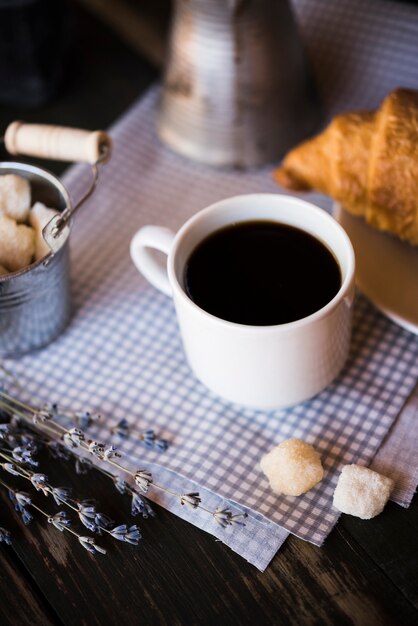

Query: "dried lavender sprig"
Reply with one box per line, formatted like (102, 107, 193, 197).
(1, 422, 156, 522)
(0, 476, 106, 556)
(32, 417, 247, 526)
(0, 391, 247, 529)
(8, 488, 33, 525)
(213, 508, 248, 528)
(0, 395, 52, 426)
(86, 465, 155, 519)
(108, 524, 141, 545)
(65, 426, 245, 526)
(180, 493, 202, 509)
(35, 403, 102, 431)
(2, 403, 174, 504)
(0, 450, 141, 546)
(0, 399, 79, 457)
(0, 389, 167, 453)
(45, 441, 156, 520)
(110, 418, 169, 452)
(101, 456, 247, 527)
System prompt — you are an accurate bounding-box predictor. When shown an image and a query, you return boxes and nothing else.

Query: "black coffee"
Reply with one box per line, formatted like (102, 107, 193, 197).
(184, 220, 341, 326)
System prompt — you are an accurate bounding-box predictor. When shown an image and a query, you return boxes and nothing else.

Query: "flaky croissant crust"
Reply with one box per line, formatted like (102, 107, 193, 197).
(274, 88, 418, 245)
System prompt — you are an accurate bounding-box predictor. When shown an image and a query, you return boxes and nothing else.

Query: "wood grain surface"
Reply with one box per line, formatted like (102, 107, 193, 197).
(0, 2, 417, 625)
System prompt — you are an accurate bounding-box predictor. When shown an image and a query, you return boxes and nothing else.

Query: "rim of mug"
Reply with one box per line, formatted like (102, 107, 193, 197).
(167, 193, 356, 332)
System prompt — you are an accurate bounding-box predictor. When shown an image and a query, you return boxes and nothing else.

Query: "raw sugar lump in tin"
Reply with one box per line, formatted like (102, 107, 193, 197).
(0, 174, 59, 274)
(0, 173, 30, 222)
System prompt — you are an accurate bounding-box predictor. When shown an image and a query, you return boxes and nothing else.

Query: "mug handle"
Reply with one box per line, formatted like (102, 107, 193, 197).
(130, 226, 175, 297)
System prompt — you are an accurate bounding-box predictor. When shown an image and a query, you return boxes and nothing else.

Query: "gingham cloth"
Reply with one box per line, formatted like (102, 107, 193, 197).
(5, 0, 418, 571)
(372, 388, 418, 509)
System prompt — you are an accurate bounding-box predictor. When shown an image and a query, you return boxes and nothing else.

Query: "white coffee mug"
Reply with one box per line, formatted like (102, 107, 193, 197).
(130, 194, 355, 409)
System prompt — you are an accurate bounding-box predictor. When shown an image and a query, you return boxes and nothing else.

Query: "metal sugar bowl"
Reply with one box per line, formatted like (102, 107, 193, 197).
(0, 122, 111, 357)
(157, 0, 321, 168)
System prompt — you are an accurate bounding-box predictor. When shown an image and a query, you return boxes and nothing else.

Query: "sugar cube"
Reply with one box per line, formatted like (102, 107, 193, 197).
(0, 214, 35, 272)
(29, 202, 59, 260)
(260, 438, 324, 496)
(333, 464, 394, 519)
(0, 174, 31, 223)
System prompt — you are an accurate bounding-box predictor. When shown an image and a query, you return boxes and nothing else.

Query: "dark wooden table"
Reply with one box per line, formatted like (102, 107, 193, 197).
(0, 3, 417, 625)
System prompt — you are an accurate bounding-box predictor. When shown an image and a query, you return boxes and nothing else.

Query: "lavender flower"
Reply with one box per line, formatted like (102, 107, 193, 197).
(48, 511, 71, 532)
(111, 420, 168, 452)
(113, 476, 128, 495)
(109, 524, 141, 545)
(12, 444, 38, 467)
(112, 418, 129, 439)
(140, 430, 169, 453)
(21, 508, 33, 525)
(155, 438, 169, 452)
(1, 462, 20, 476)
(95, 512, 114, 531)
(30, 473, 49, 495)
(43, 402, 59, 416)
(180, 493, 202, 509)
(14, 491, 32, 510)
(213, 507, 247, 528)
(74, 411, 101, 429)
(77, 501, 98, 533)
(131, 492, 155, 519)
(213, 508, 232, 528)
(228, 513, 248, 527)
(142, 430, 155, 449)
(87, 441, 105, 458)
(32, 408, 53, 423)
(63, 428, 84, 449)
(9, 491, 33, 525)
(134, 470, 152, 493)
(78, 536, 106, 555)
(0, 526, 11, 544)
(51, 486, 71, 506)
(103, 446, 121, 460)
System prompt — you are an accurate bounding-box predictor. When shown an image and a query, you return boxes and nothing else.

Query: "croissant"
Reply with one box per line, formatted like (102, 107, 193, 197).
(274, 88, 418, 245)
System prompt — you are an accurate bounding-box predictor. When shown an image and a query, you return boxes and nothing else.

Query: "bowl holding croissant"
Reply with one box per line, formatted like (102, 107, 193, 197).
(274, 88, 418, 334)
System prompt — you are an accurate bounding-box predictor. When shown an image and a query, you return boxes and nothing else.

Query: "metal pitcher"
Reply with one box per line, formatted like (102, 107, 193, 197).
(157, 0, 320, 168)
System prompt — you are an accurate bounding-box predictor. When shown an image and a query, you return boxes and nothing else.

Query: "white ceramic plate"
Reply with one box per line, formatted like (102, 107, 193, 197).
(333, 203, 418, 336)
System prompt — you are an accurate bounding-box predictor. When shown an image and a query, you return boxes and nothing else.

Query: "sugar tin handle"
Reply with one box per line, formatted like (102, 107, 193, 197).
(2, 121, 113, 246)
(4, 122, 111, 164)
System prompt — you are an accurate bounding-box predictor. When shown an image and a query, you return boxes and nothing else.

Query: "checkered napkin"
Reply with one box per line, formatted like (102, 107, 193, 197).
(5, 0, 418, 571)
(372, 386, 418, 509)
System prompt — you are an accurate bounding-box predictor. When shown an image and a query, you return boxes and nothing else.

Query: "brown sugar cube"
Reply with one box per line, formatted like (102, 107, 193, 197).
(260, 438, 324, 496)
(0, 214, 35, 272)
(0, 174, 31, 222)
(333, 465, 394, 519)
(29, 202, 59, 260)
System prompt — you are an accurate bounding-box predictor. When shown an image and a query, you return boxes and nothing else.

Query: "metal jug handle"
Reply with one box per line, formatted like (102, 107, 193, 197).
(2, 121, 112, 251)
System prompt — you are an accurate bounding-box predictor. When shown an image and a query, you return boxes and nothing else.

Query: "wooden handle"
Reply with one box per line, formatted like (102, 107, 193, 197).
(4, 122, 112, 164)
